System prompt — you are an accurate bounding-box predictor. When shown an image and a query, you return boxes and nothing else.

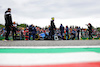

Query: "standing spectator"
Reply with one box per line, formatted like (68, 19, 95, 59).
(25, 28, 29, 40)
(4, 8, 13, 40)
(66, 26, 69, 40)
(29, 24, 33, 40)
(87, 23, 93, 39)
(60, 24, 64, 39)
(50, 17, 56, 40)
(32, 25, 36, 40)
(77, 27, 80, 40)
(69, 26, 72, 40)
(72, 29, 76, 40)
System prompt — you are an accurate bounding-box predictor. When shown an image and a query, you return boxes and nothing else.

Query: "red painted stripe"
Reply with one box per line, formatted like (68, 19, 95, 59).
(0, 62, 100, 67)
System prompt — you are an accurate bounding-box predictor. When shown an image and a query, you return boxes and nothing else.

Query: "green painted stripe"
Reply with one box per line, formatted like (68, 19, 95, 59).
(0, 48, 100, 53)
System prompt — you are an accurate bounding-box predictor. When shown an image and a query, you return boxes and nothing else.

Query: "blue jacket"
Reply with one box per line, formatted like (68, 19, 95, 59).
(72, 30, 75, 34)
(60, 25, 64, 33)
(32, 27, 36, 34)
(66, 27, 69, 32)
(29, 25, 32, 32)
(77, 27, 80, 32)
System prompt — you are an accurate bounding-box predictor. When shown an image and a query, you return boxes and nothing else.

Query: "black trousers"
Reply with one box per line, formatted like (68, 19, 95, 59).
(77, 32, 80, 40)
(5, 26, 11, 40)
(12, 27, 17, 40)
(89, 31, 93, 39)
(29, 33, 36, 40)
(50, 30, 54, 40)
(33, 34, 36, 40)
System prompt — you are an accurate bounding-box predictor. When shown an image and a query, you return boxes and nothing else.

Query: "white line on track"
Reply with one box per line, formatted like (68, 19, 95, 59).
(0, 46, 100, 48)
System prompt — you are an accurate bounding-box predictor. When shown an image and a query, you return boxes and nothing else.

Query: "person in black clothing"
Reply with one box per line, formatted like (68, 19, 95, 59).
(4, 8, 13, 40)
(66, 26, 69, 40)
(50, 17, 56, 40)
(32, 25, 37, 40)
(60, 24, 64, 39)
(29, 24, 33, 40)
(77, 26, 80, 40)
(87, 23, 93, 39)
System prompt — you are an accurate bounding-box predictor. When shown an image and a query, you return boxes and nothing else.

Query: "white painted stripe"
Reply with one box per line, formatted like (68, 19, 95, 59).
(0, 52, 100, 66)
(0, 46, 100, 48)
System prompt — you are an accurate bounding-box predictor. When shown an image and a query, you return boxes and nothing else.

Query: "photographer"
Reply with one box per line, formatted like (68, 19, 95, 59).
(86, 23, 93, 39)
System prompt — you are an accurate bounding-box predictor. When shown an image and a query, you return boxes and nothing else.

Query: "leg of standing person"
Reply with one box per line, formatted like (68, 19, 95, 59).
(29, 33, 31, 40)
(52, 35, 54, 40)
(14, 30, 17, 40)
(12, 27, 15, 40)
(34, 34, 36, 40)
(61, 32, 62, 39)
(89, 31, 91, 40)
(51, 31, 54, 40)
(12, 30, 14, 40)
(77, 32, 79, 40)
(51, 34, 53, 40)
(51, 34, 54, 40)
(90, 32, 93, 39)
(66, 32, 68, 40)
(5, 27, 10, 40)
(67, 32, 69, 40)
(50, 31, 52, 40)
(6, 30, 10, 40)
(33, 34, 36, 40)
(5, 27, 8, 40)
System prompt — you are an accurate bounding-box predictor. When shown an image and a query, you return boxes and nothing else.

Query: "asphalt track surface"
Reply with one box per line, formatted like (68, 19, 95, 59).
(0, 40, 100, 47)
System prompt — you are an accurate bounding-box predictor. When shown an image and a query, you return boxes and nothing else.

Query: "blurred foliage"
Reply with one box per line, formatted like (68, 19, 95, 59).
(18, 24, 28, 28)
(0, 24, 5, 28)
(92, 26, 95, 29)
(97, 27, 100, 32)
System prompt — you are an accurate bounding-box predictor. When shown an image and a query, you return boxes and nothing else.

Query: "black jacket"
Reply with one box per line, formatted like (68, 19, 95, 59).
(4, 11, 12, 27)
(50, 20, 56, 35)
(50, 20, 56, 30)
(88, 24, 92, 32)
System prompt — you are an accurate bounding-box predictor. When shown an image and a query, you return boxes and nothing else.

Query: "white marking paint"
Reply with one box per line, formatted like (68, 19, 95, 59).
(0, 52, 100, 66)
(0, 46, 100, 48)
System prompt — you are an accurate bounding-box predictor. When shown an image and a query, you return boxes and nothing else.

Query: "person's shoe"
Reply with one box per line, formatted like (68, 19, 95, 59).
(4, 39, 8, 41)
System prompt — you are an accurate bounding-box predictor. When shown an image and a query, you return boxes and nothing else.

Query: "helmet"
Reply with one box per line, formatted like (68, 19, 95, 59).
(51, 17, 54, 20)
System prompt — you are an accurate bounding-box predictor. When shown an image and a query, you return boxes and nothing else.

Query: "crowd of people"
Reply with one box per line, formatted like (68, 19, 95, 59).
(0, 22, 100, 40)
(1, 8, 100, 41)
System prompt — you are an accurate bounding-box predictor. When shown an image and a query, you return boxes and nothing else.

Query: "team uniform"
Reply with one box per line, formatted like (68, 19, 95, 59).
(60, 24, 64, 39)
(50, 18, 56, 40)
(4, 11, 12, 40)
(88, 24, 93, 39)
